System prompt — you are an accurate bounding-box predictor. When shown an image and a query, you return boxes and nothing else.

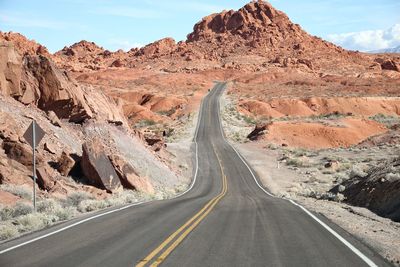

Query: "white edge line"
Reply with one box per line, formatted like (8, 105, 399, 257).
(288, 200, 378, 267)
(216, 83, 377, 267)
(0, 89, 210, 255)
(0, 201, 144, 255)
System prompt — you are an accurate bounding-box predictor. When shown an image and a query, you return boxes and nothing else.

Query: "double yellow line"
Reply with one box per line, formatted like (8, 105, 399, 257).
(136, 145, 228, 267)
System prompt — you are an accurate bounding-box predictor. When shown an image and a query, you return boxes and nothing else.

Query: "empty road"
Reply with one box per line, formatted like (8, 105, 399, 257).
(0, 83, 391, 267)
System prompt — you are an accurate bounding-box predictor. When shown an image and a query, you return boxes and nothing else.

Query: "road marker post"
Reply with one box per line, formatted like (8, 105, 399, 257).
(23, 119, 45, 212)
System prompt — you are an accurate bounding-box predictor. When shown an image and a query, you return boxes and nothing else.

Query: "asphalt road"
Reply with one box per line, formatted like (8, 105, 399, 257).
(0, 83, 391, 267)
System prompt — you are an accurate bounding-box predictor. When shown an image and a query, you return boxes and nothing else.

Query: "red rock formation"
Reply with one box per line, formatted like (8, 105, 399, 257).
(135, 38, 177, 58)
(1, 41, 126, 124)
(0, 31, 50, 57)
(81, 138, 122, 193)
(0, 42, 22, 98)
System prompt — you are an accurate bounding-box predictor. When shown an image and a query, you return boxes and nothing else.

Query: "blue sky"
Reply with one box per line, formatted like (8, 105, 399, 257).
(0, 0, 399, 53)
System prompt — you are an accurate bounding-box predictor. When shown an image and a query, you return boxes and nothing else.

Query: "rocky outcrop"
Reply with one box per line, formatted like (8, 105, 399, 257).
(109, 155, 154, 194)
(135, 38, 177, 58)
(247, 123, 271, 141)
(144, 134, 166, 152)
(81, 138, 122, 193)
(331, 157, 400, 222)
(21, 55, 94, 123)
(380, 59, 400, 72)
(0, 42, 22, 98)
(0, 43, 126, 125)
(187, 1, 288, 41)
(0, 32, 50, 57)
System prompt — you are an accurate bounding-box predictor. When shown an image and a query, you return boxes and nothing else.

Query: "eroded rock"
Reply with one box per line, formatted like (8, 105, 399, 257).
(57, 151, 75, 176)
(109, 154, 154, 194)
(81, 138, 122, 192)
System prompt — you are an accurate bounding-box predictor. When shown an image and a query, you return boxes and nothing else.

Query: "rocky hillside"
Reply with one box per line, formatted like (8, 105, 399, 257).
(0, 40, 186, 205)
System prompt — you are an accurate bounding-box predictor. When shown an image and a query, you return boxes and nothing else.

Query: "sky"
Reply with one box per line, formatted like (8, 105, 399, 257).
(0, 0, 399, 53)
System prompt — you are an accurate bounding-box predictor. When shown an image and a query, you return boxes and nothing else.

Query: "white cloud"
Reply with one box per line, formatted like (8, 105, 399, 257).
(107, 39, 143, 51)
(327, 23, 400, 51)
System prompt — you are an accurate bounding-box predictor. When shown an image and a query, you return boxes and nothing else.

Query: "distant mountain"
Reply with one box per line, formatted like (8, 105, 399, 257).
(369, 45, 400, 53)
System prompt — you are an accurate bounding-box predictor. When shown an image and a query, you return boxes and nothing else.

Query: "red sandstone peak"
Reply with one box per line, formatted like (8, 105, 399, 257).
(187, 0, 290, 42)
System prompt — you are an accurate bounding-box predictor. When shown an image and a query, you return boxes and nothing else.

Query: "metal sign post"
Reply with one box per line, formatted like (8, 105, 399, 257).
(32, 120, 37, 212)
(23, 119, 45, 213)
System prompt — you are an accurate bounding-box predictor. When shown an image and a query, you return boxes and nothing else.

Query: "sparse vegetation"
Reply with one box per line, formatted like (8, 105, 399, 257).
(0, 190, 148, 241)
(286, 157, 312, 168)
(135, 119, 157, 128)
(369, 113, 400, 127)
(241, 115, 257, 125)
(156, 107, 177, 117)
(0, 184, 32, 200)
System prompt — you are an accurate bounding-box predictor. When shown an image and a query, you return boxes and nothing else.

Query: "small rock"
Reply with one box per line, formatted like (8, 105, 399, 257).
(338, 185, 346, 193)
(44, 142, 57, 154)
(47, 111, 62, 127)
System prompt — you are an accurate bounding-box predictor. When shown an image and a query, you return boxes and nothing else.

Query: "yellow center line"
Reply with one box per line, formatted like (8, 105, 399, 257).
(136, 144, 227, 267)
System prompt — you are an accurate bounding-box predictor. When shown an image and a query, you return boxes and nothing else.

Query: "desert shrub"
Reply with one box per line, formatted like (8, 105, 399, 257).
(36, 199, 76, 221)
(291, 148, 308, 157)
(369, 113, 399, 127)
(309, 112, 346, 120)
(78, 199, 109, 213)
(12, 202, 33, 217)
(0, 223, 19, 241)
(37, 199, 61, 213)
(349, 166, 368, 179)
(54, 206, 77, 221)
(16, 213, 46, 232)
(0, 185, 32, 200)
(65, 191, 93, 207)
(336, 163, 351, 172)
(286, 157, 311, 168)
(135, 119, 156, 128)
(385, 172, 400, 181)
(0, 205, 14, 220)
(334, 173, 348, 184)
(241, 115, 257, 125)
(157, 108, 176, 117)
(112, 191, 139, 204)
(266, 143, 278, 150)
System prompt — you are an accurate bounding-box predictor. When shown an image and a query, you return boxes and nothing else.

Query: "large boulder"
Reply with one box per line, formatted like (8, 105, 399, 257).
(57, 151, 75, 176)
(2, 141, 43, 166)
(109, 154, 154, 194)
(0, 41, 22, 98)
(81, 138, 122, 193)
(36, 165, 55, 191)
